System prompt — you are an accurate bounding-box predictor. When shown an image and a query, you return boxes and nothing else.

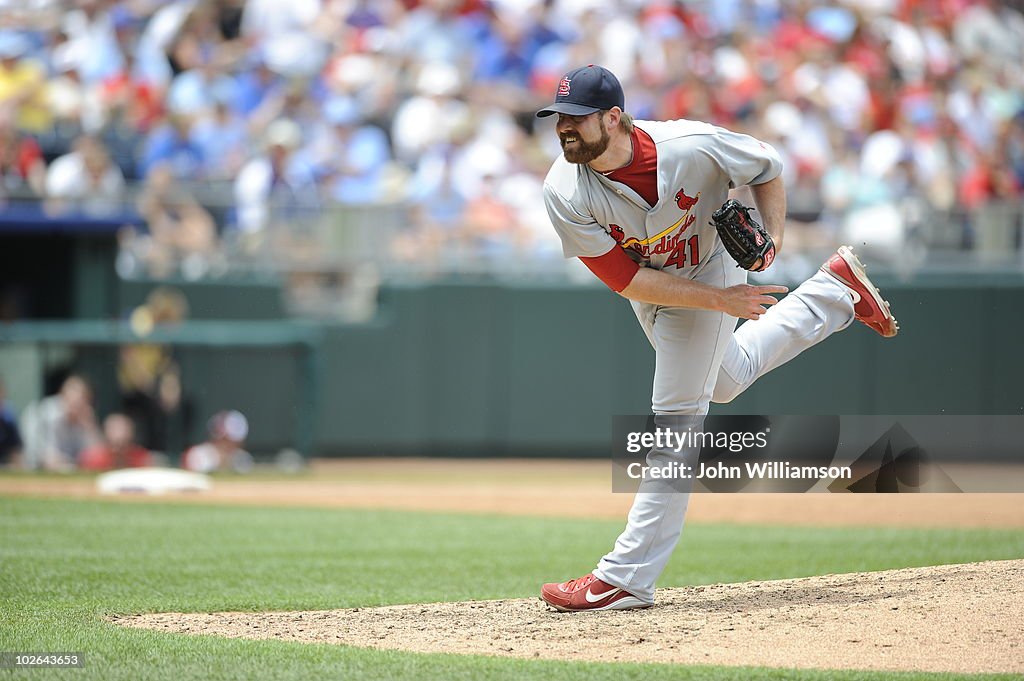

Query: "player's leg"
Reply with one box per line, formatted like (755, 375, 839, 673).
(711, 269, 853, 403)
(542, 253, 744, 611)
(712, 246, 895, 404)
(595, 253, 744, 601)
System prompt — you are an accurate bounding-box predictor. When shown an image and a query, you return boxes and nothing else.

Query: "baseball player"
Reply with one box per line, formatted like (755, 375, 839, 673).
(536, 65, 898, 612)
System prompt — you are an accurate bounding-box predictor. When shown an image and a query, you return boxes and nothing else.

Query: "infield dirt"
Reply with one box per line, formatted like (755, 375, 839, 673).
(113, 559, 1023, 674)
(2, 458, 1023, 527)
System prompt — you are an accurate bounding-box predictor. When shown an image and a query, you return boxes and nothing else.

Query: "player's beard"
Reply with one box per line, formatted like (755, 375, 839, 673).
(561, 117, 610, 164)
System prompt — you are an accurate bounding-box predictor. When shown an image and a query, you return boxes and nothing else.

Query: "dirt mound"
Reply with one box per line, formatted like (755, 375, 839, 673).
(112, 559, 1023, 674)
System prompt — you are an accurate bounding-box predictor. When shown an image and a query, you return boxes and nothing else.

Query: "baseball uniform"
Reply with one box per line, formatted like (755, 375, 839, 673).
(536, 65, 896, 611)
(543, 117, 863, 603)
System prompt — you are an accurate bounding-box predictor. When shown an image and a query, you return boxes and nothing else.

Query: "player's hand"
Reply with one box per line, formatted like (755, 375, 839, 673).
(717, 284, 788, 320)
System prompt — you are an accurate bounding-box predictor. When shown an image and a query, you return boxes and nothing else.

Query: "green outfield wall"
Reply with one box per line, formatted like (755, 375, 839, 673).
(307, 277, 1022, 457)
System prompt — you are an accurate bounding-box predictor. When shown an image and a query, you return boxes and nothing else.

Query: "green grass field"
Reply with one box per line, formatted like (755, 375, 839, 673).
(1, 496, 1022, 680)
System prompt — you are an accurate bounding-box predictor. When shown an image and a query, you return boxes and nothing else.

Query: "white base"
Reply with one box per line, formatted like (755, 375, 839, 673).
(95, 467, 212, 495)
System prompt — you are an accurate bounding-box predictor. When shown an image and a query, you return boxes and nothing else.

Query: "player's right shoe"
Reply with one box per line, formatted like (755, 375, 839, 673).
(820, 245, 899, 338)
(540, 572, 652, 612)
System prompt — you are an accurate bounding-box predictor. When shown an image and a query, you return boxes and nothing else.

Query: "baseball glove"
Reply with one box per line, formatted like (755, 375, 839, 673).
(711, 199, 775, 272)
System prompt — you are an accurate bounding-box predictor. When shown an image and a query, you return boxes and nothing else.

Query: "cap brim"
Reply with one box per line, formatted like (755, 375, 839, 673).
(535, 102, 603, 118)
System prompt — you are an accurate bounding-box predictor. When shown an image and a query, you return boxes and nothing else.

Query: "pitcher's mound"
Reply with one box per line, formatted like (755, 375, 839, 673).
(112, 559, 1024, 674)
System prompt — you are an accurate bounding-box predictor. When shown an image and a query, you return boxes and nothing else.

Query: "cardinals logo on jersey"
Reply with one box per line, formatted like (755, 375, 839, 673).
(608, 223, 643, 255)
(675, 188, 700, 212)
(658, 187, 700, 235)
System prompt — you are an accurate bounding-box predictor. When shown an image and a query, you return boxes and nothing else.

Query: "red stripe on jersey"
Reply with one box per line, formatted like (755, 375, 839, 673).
(602, 126, 659, 207)
(580, 247, 640, 293)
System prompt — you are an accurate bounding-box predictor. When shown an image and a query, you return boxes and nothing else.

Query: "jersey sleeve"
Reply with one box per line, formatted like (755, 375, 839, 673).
(580, 246, 641, 293)
(706, 127, 783, 188)
(543, 182, 618, 259)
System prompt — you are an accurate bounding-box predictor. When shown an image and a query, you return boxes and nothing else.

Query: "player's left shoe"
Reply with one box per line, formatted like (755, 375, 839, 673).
(540, 572, 651, 612)
(820, 245, 899, 338)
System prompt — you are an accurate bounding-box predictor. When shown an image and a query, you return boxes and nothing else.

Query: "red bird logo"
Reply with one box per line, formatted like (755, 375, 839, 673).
(608, 223, 643, 254)
(675, 188, 700, 212)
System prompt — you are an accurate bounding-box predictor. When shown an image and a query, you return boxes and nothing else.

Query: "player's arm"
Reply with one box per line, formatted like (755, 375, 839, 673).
(710, 127, 786, 266)
(619, 266, 787, 320)
(581, 247, 786, 321)
(749, 175, 786, 254)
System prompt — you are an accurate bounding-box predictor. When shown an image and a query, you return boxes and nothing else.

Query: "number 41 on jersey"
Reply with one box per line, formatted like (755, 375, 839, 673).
(665, 235, 700, 269)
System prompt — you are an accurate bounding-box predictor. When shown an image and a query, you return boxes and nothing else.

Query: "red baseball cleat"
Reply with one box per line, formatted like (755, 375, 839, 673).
(540, 573, 651, 612)
(820, 246, 899, 338)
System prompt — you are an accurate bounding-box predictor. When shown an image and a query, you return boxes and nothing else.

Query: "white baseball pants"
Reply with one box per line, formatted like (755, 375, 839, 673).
(594, 249, 856, 602)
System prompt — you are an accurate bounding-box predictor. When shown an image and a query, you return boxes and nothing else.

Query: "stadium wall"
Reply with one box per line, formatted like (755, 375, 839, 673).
(309, 278, 1023, 457)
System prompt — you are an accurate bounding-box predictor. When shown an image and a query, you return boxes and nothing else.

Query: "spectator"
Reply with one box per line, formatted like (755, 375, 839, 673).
(164, 0, 232, 76)
(394, 0, 476, 65)
(461, 172, 520, 258)
(138, 113, 205, 180)
(19, 374, 101, 471)
(166, 55, 235, 118)
(44, 133, 126, 215)
(0, 32, 50, 134)
(0, 375, 23, 468)
(472, 11, 536, 92)
(240, 0, 328, 78)
(78, 412, 153, 471)
(119, 286, 191, 455)
(1008, 113, 1024, 191)
(247, 77, 321, 138)
(135, 164, 218, 278)
(953, 0, 1024, 72)
(398, 155, 467, 265)
(240, 0, 323, 42)
(303, 96, 392, 204)
(390, 61, 469, 164)
(98, 50, 162, 138)
(133, 0, 201, 89)
(230, 52, 283, 117)
(44, 48, 89, 155)
(59, 0, 125, 85)
(189, 89, 249, 181)
(233, 117, 317, 236)
(959, 146, 1020, 254)
(0, 110, 45, 198)
(182, 410, 254, 473)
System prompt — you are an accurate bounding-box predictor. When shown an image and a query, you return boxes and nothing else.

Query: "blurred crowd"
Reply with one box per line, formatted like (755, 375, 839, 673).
(3, 370, 254, 473)
(1, 0, 1023, 275)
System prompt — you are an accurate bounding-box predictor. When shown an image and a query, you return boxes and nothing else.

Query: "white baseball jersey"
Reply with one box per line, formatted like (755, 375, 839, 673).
(543, 119, 782, 275)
